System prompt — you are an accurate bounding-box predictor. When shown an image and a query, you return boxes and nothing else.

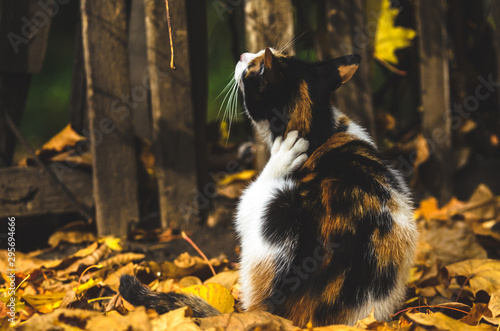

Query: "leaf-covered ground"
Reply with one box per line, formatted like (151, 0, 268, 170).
(1, 183, 500, 330)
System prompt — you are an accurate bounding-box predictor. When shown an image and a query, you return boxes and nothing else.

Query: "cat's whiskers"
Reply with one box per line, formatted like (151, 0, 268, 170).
(219, 76, 240, 141)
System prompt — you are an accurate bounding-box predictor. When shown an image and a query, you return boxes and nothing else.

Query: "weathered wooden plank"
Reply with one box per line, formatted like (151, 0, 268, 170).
(81, 0, 140, 236)
(0, 1, 52, 167)
(186, 0, 209, 222)
(0, 167, 93, 218)
(415, 0, 453, 204)
(244, 0, 295, 172)
(0, 74, 31, 167)
(325, 0, 376, 137)
(491, 0, 500, 127)
(143, 0, 199, 229)
(0, 1, 53, 73)
(69, 22, 88, 135)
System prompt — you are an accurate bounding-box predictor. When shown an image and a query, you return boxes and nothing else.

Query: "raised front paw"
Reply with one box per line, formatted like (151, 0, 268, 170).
(262, 131, 309, 178)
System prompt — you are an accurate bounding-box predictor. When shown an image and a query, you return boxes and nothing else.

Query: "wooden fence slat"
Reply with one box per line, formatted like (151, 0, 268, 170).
(81, 0, 140, 236)
(0, 1, 53, 167)
(186, 0, 209, 223)
(0, 167, 93, 218)
(244, 0, 295, 172)
(0, 1, 53, 73)
(325, 0, 376, 137)
(144, 0, 199, 229)
(492, 1, 500, 127)
(415, 0, 453, 204)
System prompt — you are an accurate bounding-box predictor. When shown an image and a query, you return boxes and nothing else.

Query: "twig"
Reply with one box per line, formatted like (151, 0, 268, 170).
(181, 231, 216, 277)
(1, 109, 93, 220)
(391, 305, 469, 317)
(165, 0, 176, 69)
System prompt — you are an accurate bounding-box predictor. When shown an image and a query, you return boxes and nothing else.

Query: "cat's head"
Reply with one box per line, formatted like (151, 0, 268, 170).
(235, 47, 360, 150)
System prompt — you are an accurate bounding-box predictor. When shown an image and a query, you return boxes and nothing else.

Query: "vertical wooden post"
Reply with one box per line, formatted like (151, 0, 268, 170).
(0, 1, 53, 167)
(81, 0, 140, 236)
(186, 0, 209, 223)
(143, 0, 200, 229)
(325, 0, 376, 137)
(415, 0, 453, 204)
(244, 0, 295, 172)
(491, 1, 500, 127)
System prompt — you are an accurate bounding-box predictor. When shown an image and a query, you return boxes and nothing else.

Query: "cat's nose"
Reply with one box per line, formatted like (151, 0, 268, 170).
(240, 53, 253, 63)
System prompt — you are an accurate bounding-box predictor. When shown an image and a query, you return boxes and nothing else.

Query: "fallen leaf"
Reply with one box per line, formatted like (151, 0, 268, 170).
(48, 230, 96, 247)
(197, 310, 295, 331)
(489, 291, 500, 317)
(461, 304, 491, 326)
(445, 259, 500, 296)
(419, 220, 487, 266)
(180, 283, 234, 314)
(406, 311, 495, 330)
(151, 307, 201, 331)
(204, 270, 239, 290)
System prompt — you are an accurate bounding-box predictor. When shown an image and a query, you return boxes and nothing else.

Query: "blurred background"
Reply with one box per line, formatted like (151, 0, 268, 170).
(1, 0, 499, 252)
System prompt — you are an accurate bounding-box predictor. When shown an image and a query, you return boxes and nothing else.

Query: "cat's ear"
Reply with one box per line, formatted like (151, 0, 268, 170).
(264, 47, 273, 70)
(263, 47, 280, 83)
(319, 54, 361, 90)
(334, 54, 361, 84)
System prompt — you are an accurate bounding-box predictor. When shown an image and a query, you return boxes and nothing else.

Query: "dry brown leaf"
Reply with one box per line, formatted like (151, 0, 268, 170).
(0, 251, 59, 274)
(48, 230, 96, 247)
(406, 312, 495, 330)
(179, 276, 202, 288)
(100, 253, 146, 269)
(204, 270, 239, 290)
(57, 243, 110, 277)
(159, 253, 226, 279)
(460, 303, 491, 326)
(151, 307, 200, 331)
(415, 197, 465, 220)
(445, 259, 500, 296)
(197, 310, 295, 330)
(413, 134, 430, 170)
(40, 124, 85, 152)
(103, 262, 135, 291)
(489, 290, 500, 317)
(465, 184, 497, 220)
(419, 220, 487, 266)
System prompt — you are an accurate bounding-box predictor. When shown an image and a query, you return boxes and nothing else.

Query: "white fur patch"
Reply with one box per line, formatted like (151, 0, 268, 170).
(235, 176, 296, 310)
(332, 106, 375, 146)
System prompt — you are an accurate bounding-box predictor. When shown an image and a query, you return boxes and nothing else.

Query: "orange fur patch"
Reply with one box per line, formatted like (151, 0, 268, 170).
(286, 80, 313, 137)
(371, 223, 410, 269)
(338, 64, 359, 84)
(246, 258, 276, 311)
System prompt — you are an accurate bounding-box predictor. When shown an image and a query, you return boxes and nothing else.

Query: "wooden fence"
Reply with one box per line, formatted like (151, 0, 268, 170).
(0, 0, 498, 235)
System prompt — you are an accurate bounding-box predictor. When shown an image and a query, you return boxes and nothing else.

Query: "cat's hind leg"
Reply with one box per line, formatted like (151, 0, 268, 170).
(235, 131, 308, 311)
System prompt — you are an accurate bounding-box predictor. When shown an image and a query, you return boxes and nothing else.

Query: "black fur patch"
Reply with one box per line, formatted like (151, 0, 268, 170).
(262, 185, 301, 246)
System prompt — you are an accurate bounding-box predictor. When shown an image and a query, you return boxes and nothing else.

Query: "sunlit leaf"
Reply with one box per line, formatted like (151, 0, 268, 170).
(180, 283, 234, 314)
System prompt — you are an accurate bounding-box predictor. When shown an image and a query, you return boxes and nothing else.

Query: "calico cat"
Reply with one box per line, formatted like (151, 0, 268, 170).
(120, 48, 418, 327)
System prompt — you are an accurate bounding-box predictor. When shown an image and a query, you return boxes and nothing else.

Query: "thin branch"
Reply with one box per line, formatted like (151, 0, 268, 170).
(181, 231, 216, 277)
(1, 108, 94, 220)
(165, 0, 176, 69)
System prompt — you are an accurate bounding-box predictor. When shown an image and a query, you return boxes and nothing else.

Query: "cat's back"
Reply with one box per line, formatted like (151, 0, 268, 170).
(276, 116, 418, 326)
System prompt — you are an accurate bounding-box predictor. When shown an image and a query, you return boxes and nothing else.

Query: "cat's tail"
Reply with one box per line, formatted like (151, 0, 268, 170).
(119, 275, 221, 318)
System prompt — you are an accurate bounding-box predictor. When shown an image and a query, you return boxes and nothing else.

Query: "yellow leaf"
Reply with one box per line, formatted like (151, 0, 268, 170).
(0, 295, 25, 314)
(406, 311, 493, 330)
(370, 0, 416, 65)
(99, 237, 123, 251)
(74, 278, 100, 294)
(445, 259, 500, 296)
(180, 283, 234, 314)
(22, 293, 65, 313)
(218, 170, 256, 187)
